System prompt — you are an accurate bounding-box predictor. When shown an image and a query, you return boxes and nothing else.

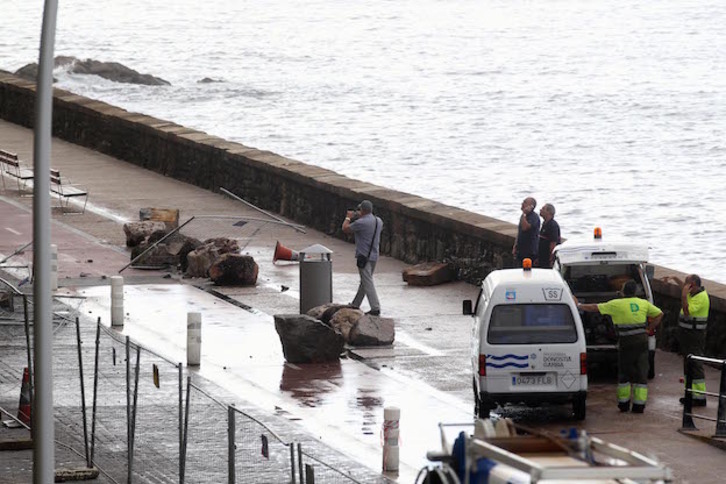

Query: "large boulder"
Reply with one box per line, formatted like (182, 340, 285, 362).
(306, 303, 338, 321)
(130, 243, 179, 268)
(123, 221, 168, 247)
(329, 307, 365, 341)
(185, 238, 240, 278)
(349, 315, 395, 346)
(402, 262, 456, 286)
(274, 314, 345, 363)
(139, 207, 180, 229)
(209, 254, 258, 286)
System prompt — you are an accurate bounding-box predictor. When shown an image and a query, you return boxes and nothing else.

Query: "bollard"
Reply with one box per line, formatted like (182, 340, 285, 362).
(382, 406, 400, 472)
(110, 276, 124, 327)
(187, 312, 202, 366)
(50, 244, 58, 291)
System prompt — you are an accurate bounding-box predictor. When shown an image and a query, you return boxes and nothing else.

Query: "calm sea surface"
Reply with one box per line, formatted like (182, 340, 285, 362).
(2, 0, 725, 282)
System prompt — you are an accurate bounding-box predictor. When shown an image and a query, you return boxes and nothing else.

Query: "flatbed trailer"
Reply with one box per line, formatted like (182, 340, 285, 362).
(419, 421, 672, 483)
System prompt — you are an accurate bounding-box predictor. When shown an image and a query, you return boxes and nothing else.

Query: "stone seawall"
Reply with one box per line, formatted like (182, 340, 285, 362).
(0, 72, 723, 358)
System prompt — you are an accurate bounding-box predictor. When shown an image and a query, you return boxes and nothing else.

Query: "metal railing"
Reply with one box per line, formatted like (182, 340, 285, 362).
(680, 354, 726, 438)
(1, 294, 386, 483)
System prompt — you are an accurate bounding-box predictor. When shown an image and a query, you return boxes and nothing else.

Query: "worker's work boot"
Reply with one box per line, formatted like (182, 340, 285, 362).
(631, 403, 645, 414)
(618, 401, 630, 413)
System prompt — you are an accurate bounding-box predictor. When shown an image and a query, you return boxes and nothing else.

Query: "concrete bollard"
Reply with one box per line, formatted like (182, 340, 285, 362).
(50, 244, 58, 291)
(382, 406, 400, 472)
(110, 276, 124, 327)
(187, 312, 202, 366)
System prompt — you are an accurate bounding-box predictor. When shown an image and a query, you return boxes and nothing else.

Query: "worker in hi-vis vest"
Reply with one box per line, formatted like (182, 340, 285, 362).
(576, 280, 663, 414)
(662, 274, 710, 406)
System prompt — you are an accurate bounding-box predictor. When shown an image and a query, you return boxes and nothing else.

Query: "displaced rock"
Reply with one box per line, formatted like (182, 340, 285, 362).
(139, 207, 180, 229)
(306, 303, 337, 321)
(329, 307, 364, 342)
(349, 315, 395, 346)
(402, 262, 456, 286)
(198, 77, 224, 83)
(209, 254, 258, 286)
(274, 314, 344, 363)
(123, 221, 168, 247)
(306, 303, 352, 325)
(185, 238, 240, 278)
(186, 249, 217, 278)
(130, 242, 179, 268)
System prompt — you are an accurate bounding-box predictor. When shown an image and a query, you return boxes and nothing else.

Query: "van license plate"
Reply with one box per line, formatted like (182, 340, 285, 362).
(514, 375, 553, 386)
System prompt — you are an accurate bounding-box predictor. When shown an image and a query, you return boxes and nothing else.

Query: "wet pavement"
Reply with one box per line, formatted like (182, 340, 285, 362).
(2, 118, 726, 482)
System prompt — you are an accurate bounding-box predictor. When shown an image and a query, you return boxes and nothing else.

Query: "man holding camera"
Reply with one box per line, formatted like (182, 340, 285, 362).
(512, 197, 540, 267)
(343, 200, 383, 316)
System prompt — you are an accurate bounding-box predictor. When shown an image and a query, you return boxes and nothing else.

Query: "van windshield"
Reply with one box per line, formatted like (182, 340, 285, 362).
(487, 304, 578, 345)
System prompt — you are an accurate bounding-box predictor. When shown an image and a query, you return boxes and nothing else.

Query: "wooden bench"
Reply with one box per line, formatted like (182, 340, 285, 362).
(50, 169, 88, 214)
(0, 149, 34, 194)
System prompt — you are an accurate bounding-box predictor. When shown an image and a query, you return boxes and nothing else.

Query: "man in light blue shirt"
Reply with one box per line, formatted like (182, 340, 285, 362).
(343, 200, 383, 315)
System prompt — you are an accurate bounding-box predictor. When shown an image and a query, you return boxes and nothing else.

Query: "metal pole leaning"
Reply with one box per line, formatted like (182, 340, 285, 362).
(130, 345, 141, 483)
(23, 295, 33, 426)
(297, 443, 304, 484)
(228, 406, 236, 484)
(118, 216, 196, 273)
(289, 443, 296, 484)
(715, 360, 726, 438)
(681, 355, 697, 430)
(75, 317, 91, 467)
(178, 363, 183, 484)
(220, 187, 307, 233)
(0, 240, 32, 265)
(126, 336, 131, 484)
(90, 318, 101, 464)
(181, 376, 192, 484)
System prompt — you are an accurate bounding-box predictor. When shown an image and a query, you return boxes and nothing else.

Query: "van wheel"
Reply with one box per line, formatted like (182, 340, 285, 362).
(572, 394, 586, 421)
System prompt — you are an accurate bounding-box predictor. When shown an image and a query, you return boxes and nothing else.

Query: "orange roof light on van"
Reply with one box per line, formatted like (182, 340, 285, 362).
(593, 227, 602, 239)
(522, 258, 532, 271)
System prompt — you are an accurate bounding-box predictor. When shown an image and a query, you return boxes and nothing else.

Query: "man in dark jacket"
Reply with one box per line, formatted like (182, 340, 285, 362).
(512, 197, 540, 267)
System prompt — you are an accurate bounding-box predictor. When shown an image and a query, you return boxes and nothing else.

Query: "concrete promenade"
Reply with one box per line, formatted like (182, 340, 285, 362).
(1, 118, 726, 483)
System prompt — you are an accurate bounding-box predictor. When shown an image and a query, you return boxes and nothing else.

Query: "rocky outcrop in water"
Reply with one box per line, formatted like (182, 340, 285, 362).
(13, 56, 170, 86)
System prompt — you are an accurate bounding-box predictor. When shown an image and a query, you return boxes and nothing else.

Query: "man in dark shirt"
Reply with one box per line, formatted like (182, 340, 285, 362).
(537, 203, 560, 268)
(512, 197, 540, 266)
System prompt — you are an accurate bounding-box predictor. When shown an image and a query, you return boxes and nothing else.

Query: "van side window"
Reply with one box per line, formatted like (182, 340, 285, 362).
(487, 304, 578, 345)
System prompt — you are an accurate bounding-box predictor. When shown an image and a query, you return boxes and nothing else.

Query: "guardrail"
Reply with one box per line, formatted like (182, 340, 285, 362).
(680, 354, 726, 437)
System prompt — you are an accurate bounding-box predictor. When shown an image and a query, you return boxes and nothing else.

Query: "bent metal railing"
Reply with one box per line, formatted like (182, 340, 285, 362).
(680, 354, 726, 438)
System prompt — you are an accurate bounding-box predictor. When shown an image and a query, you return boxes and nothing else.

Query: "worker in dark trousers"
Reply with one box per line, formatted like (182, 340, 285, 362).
(576, 281, 663, 413)
(662, 274, 710, 406)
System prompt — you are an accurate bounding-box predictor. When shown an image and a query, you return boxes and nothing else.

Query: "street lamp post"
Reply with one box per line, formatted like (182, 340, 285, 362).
(33, 0, 59, 482)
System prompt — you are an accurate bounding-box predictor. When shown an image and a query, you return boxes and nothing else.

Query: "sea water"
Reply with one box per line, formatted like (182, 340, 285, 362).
(1, 0, 725, 281)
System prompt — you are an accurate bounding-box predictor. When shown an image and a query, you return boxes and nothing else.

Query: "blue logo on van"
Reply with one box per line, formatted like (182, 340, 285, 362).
(485, 353, 529, 369)
(505, 289, 516, 301)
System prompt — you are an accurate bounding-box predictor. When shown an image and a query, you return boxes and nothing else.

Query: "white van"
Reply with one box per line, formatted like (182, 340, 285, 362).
(552, 230, 656, 377)
(464, 266, 588, 420)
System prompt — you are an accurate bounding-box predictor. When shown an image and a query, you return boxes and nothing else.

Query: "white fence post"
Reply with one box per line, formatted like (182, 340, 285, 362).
(110, 275, 124, 327)
(382, 406, 400, 472)
(50, 244, 58, 291)
(187, 312, 201, 366)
